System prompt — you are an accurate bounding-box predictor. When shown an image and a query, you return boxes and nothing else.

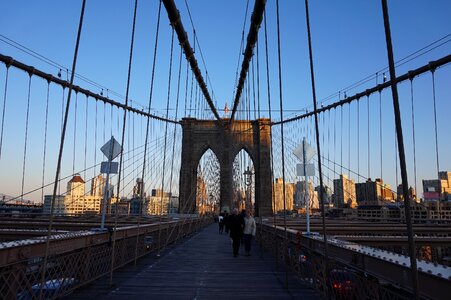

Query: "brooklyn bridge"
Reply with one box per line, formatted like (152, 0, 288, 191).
(0, 0, 450, 299)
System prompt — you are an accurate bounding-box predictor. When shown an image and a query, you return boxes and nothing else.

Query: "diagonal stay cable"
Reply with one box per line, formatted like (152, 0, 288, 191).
(162, 0, 220, 120)
(229, 0, 267, 123)
(111, 0, 139, 286)
(42, 0, 87, 294)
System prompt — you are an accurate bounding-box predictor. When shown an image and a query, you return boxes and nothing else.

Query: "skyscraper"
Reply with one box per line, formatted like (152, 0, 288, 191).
(91, 174, 105, 197)
(333, 174, 356, 208)
(273, 178, 294, 212)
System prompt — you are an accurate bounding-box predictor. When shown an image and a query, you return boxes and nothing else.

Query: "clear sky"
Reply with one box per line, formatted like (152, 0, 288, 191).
(0, 0, 450, 201)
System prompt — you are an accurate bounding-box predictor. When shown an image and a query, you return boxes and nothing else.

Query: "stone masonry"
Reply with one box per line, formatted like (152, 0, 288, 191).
(179, 118, 272, 216)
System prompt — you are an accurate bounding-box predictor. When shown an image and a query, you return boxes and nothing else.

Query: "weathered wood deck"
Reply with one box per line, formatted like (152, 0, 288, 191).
(69, 223, 320, 299)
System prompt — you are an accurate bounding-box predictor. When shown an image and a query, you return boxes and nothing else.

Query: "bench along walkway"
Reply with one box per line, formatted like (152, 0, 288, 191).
(69, 223, 320, 300)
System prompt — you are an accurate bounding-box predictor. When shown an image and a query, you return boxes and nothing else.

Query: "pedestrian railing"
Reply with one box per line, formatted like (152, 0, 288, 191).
(0, 216, 211, 299)
(256, 222, 449, 300)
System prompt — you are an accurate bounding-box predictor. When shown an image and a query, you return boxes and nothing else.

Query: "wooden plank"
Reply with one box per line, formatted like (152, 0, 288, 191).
(69, 224, 320, 299)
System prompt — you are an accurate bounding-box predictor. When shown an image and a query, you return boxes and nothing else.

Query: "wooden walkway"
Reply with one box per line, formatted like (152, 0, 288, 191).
(69, 223, 320, 300)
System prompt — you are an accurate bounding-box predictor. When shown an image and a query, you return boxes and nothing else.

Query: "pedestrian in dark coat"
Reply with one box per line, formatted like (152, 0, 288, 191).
(224, 212, 230, 234)
(228, 208, 244, 257)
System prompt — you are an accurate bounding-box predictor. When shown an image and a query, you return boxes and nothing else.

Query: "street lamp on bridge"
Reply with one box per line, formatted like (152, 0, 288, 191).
(243, 166, 254, 213)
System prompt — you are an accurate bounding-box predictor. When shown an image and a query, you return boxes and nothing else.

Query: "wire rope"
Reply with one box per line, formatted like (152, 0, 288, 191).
(367, 95, 370, 178)
(379, 91, 383, 181)
(83, 95, 88, 180)
(43, 0, 87, 294)
(157, 27, 175, 255)
(40, 82, 50, 204)
(431, 70, 440, 175)
(72, 92, 78, 176)
(0, 66, 9, 160)
(21, 74, 32, 201)
(275, 0, 288, 288)
(304, 0, 330, 290)
(111, 0, 139, 285)
(409, 78, 418, 195)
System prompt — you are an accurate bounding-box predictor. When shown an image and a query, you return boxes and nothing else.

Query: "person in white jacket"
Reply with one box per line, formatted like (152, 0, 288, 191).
(243, 210, 256, 256)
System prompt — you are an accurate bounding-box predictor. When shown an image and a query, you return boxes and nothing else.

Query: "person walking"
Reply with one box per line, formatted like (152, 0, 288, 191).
(218, 215, 224, 234)
(243, 210, 256, 256)
(224, 212, 230, 234)
(228, 208, 244, 257)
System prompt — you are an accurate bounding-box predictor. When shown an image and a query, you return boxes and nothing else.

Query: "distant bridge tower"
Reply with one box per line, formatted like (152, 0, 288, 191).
(179, 118, 273, 216)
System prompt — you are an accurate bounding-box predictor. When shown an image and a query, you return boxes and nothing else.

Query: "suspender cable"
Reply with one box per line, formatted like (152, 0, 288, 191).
(183, 58, 189, 117)
(256, 39, 261, 119)
(328, 110, 331, 186)
(263, 7, 276, 232)
(357, 99, 360, 180)
(189, 66, 194, 116)
(340, 105, 343, 175)
(41, 82, 50, 203)
(72, 92, 78, 176)
(93, 101, 98, 180)
(83, 95, 88, 180)
(350, 103, 351, 178)
(111, 103, 114, 140)
(275, 0, 288, 288)
(21, 74, 32, 202)
(252, 58, 257, 120)
(431, 70, 440, 175)
(0, 66, 9, 160)
(229, 0, 267, 123)
(367, 95, 370, 178)
(61, 88, 65, 137)
(232, 0, 249, 104)
(141, 0, 162, 218)
(379, 91, 383, 181)
(409, 77, 418, 195)
(111, 0, 139, 286)
(169, 47, 183, 198)
(304, 0, 330, 292)
(381, 0, 419, 298)
(333, 108, 336, 182)
(272, 53, 451, 127)
(43, 0, 86, 293)
(158, 28, 175, 256)
(103, 102, 106, 143)
(0, 54, 179, 124)
(162, 0, 220, 120)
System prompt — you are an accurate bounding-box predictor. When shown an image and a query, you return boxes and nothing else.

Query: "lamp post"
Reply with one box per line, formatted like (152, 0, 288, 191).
(243, 166, 254, 212)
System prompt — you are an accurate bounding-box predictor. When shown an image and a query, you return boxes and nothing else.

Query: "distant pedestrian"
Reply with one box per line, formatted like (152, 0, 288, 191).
(224, 212, 230, 234)
(239, 209, 246, 244)
(228, 208, 244, 257)
(243, 210, 256, 256)
(218, 216, 224, 234)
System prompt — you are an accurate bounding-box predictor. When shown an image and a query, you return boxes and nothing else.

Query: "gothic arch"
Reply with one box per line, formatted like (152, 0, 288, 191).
(179, 118, 272, 216)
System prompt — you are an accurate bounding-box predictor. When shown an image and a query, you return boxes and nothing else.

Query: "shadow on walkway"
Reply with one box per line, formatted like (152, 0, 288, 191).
(69, 223, 320, 299)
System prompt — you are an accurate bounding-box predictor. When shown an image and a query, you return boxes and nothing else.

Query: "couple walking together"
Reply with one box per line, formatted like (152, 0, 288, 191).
(228, 208, 256, 257)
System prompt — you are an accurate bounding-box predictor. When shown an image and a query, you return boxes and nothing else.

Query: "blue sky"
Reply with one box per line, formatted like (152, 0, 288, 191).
(0, 0, 450, 201)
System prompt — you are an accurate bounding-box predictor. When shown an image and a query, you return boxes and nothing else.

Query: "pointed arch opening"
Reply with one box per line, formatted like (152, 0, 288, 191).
(196, 148, 220, 215)
(232, 148, 255, 214)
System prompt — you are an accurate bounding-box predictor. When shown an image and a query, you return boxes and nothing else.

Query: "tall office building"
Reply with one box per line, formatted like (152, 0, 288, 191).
(133, 178, 144, 198)
(423, 171, 451, 201)
(91, 174, 105, 197)
(294, 180, 320, 209)
(273, 178, 294, 212)
(333, 174, 356, 208)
